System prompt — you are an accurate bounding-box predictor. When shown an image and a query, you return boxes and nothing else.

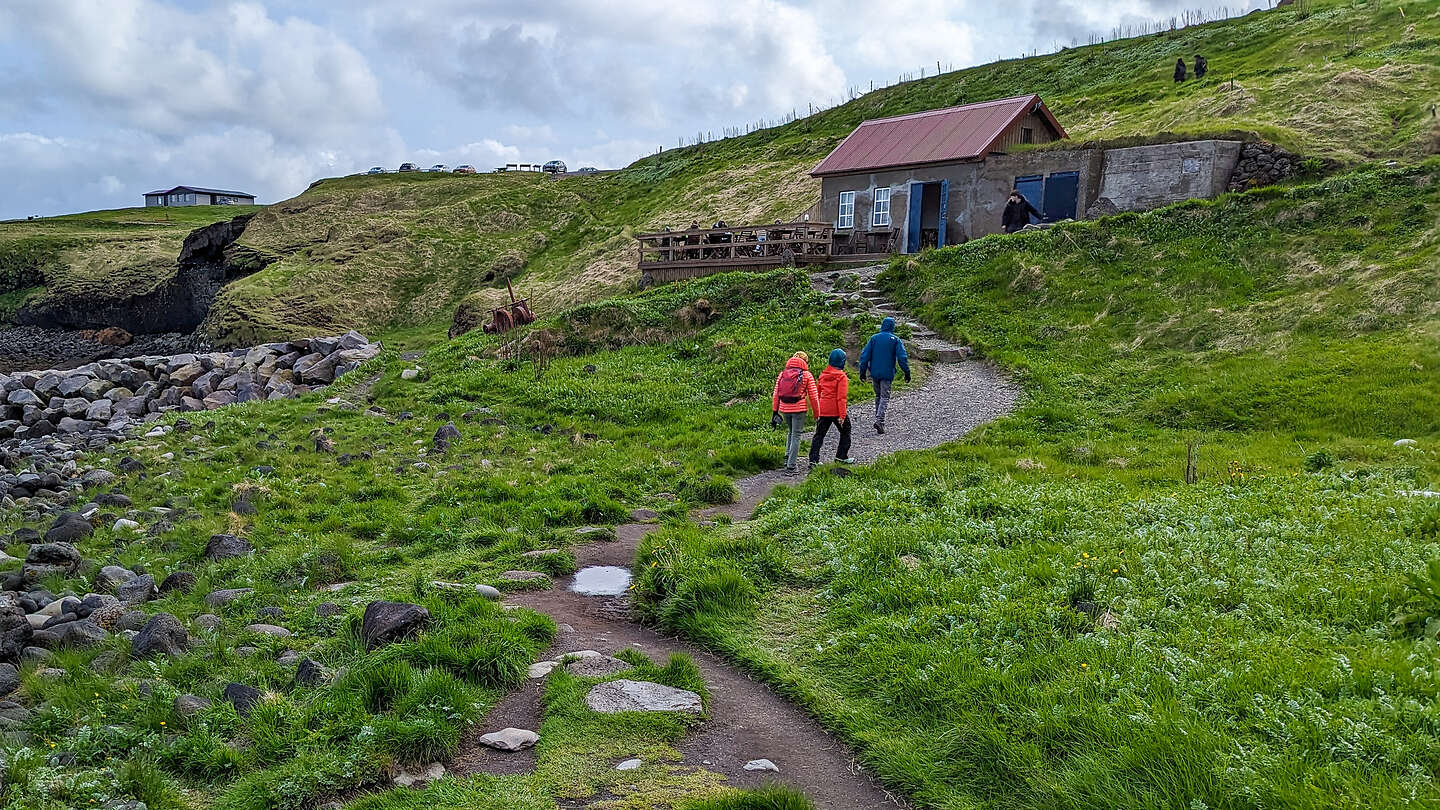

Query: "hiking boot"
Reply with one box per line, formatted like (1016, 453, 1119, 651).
(875, 423, 886, 435)
(784, 465, 799, 476)
(835, 457, 856, 464)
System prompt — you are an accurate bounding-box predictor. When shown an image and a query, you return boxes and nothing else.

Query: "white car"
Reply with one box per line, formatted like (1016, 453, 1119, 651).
(426, 164, 449, 173)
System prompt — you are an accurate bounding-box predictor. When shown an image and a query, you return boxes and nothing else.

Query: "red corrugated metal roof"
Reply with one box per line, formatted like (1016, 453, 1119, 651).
(810, 95, 1066, 177)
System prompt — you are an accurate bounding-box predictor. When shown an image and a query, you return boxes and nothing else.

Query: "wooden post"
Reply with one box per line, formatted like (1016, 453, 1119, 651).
(1185, 442, 1198, 484)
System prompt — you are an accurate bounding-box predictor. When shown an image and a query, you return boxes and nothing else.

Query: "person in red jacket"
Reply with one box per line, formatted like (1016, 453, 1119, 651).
(809, 348, 855, 465)
(771, 351, 820, 474)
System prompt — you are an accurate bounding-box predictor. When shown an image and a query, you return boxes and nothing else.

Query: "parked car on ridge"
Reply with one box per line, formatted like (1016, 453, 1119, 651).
(366, 166, 386, 175)
(542, 160, 567, 174)
(426, 164, 448, 172)
(398, 162, 419, 172)
(453, 165, 476, 174)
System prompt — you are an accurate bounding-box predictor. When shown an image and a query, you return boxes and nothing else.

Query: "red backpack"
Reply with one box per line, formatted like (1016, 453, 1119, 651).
(777, 367, 806, 404)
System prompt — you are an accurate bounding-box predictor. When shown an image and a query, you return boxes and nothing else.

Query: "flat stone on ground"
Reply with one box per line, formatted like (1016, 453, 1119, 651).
(744, 758, 780, 772)
(478, 727, 539, 752)
(564, 655, 634, 678)
(584, 679, 703, 715)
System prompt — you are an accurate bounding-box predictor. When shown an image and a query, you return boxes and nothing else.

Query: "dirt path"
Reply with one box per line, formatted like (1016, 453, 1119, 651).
(450, 272, 1019, 808)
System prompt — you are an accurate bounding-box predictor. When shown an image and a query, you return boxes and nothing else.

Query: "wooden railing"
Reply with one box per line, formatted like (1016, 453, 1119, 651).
(637, 221, 834, 269)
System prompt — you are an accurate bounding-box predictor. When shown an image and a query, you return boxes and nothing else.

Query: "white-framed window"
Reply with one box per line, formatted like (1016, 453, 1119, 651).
(837, 191, 855, 229)
(872, 187, 891, 227)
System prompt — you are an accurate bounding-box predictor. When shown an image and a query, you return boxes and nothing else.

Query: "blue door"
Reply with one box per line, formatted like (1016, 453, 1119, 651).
(937, 179, 949, 248)
(905, 183, 924, 253)
(1042, 171, 1079, 222)
(1014, 175, 1044, 224)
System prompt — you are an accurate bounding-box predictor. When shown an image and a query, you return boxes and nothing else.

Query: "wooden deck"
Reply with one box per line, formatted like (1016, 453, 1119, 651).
(637, 221, 834, 270)
(636, 221, 901, 285)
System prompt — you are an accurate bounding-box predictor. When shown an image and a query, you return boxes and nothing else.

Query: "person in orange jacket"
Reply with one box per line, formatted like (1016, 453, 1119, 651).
(771, 351, 820, 474)
(809, 348, 855, 465)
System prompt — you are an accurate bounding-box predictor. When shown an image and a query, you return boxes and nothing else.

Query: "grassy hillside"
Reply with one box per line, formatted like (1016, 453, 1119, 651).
(633, 161, 1440, 808)
(5, 0, 1427, 347)
(0, 206, 260, 325)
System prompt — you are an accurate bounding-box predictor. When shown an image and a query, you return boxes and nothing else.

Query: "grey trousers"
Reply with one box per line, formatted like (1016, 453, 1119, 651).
(784, 412, 806, 469)
(872, 378, 893, 425)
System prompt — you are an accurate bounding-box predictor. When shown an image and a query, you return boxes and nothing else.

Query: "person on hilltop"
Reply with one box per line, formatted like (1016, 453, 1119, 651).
(771, 351, 821, 474)
(1002, 189, 1042, 234)
(809, 349, 856, 466)
(1173, 57, 1187, 83)
(858, 317, 910, 435)
(1194, 54, 1208, 80)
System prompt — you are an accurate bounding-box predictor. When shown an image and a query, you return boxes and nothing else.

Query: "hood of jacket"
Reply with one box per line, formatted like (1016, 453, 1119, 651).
(785, 355, 810, 371)
(880, 317, 896, 333)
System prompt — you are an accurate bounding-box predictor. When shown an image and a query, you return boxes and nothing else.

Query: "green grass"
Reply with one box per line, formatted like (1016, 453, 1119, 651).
(632, 162, 1440, 809)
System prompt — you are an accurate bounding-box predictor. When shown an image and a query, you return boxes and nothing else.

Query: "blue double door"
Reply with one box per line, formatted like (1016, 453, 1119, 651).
(1014, 171, 1079, 224)
(904, 179, 950, 253)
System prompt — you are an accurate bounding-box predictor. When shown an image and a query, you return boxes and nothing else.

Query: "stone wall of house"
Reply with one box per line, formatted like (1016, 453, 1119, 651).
(1227, 141, 1299, 191)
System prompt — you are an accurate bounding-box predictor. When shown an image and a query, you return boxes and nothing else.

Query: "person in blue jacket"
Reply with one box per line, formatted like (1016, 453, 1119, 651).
(857, 316, 910, 434)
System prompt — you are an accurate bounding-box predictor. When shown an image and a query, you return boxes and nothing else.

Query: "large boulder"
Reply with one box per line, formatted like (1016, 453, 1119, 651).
(583, 680, 703, 715)
(6, 389, 43, 408)
(0, 662, 19, 696)
(360, 601, 430, 649)
(132, 613, 189, 658)
(204, 534, 253, 560)
(0, 601, 33, 661)
(159, 571, 197, 594)
(57, 619, 109, 649)
(44, 517, 92, 544)
(23, 542, 83, 580)
(95, 565, 136, 593)
(116, 574, 156, 604)
(223, 682, 263, 716)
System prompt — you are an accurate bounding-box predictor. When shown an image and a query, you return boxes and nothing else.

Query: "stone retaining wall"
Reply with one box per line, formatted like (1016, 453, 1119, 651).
(1227, 142, 1298, 191)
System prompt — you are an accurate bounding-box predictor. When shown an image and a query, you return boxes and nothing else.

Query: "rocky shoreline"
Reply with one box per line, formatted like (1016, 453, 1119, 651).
(0, 331, 380, 503)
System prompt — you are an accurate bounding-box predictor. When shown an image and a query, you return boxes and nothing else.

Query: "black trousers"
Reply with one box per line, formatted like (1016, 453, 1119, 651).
(809, 416, 852, 463)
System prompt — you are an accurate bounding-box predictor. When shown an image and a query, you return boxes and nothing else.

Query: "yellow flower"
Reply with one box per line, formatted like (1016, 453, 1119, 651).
(1112, 568, 1119, 574)
(1082, 552, 1090, 559)
(160, 721, 167, 726)
(1080, 663, 1089, 669)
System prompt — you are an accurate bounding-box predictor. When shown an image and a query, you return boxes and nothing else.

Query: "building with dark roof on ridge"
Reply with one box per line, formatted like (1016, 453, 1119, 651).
(810, 94, 1241, 250)
(143, 186, 256, 207)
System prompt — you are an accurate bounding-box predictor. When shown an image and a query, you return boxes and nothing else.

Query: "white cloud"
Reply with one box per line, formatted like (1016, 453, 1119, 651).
(370, 0, 845, 129)
(0, 0, 383, 142)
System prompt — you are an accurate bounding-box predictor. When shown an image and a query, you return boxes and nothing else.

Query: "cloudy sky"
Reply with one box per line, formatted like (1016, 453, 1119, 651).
(0, 0, 1262, 219)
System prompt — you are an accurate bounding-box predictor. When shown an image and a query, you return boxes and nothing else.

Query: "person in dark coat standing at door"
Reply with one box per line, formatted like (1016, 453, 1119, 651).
(1174, 58, 1187, 82)
(1002, 190, 1042, 234)
(1193, 54, 1208, 80)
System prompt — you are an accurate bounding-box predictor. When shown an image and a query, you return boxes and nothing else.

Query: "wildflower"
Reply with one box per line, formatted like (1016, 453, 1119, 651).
(1080, 663, 1089, 669)
(1082, 552, 1090, 559)
(1112, 568, 1119, 574)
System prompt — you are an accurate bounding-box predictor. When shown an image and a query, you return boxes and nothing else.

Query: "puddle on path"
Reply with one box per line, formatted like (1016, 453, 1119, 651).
(571, 565, 632, 596)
